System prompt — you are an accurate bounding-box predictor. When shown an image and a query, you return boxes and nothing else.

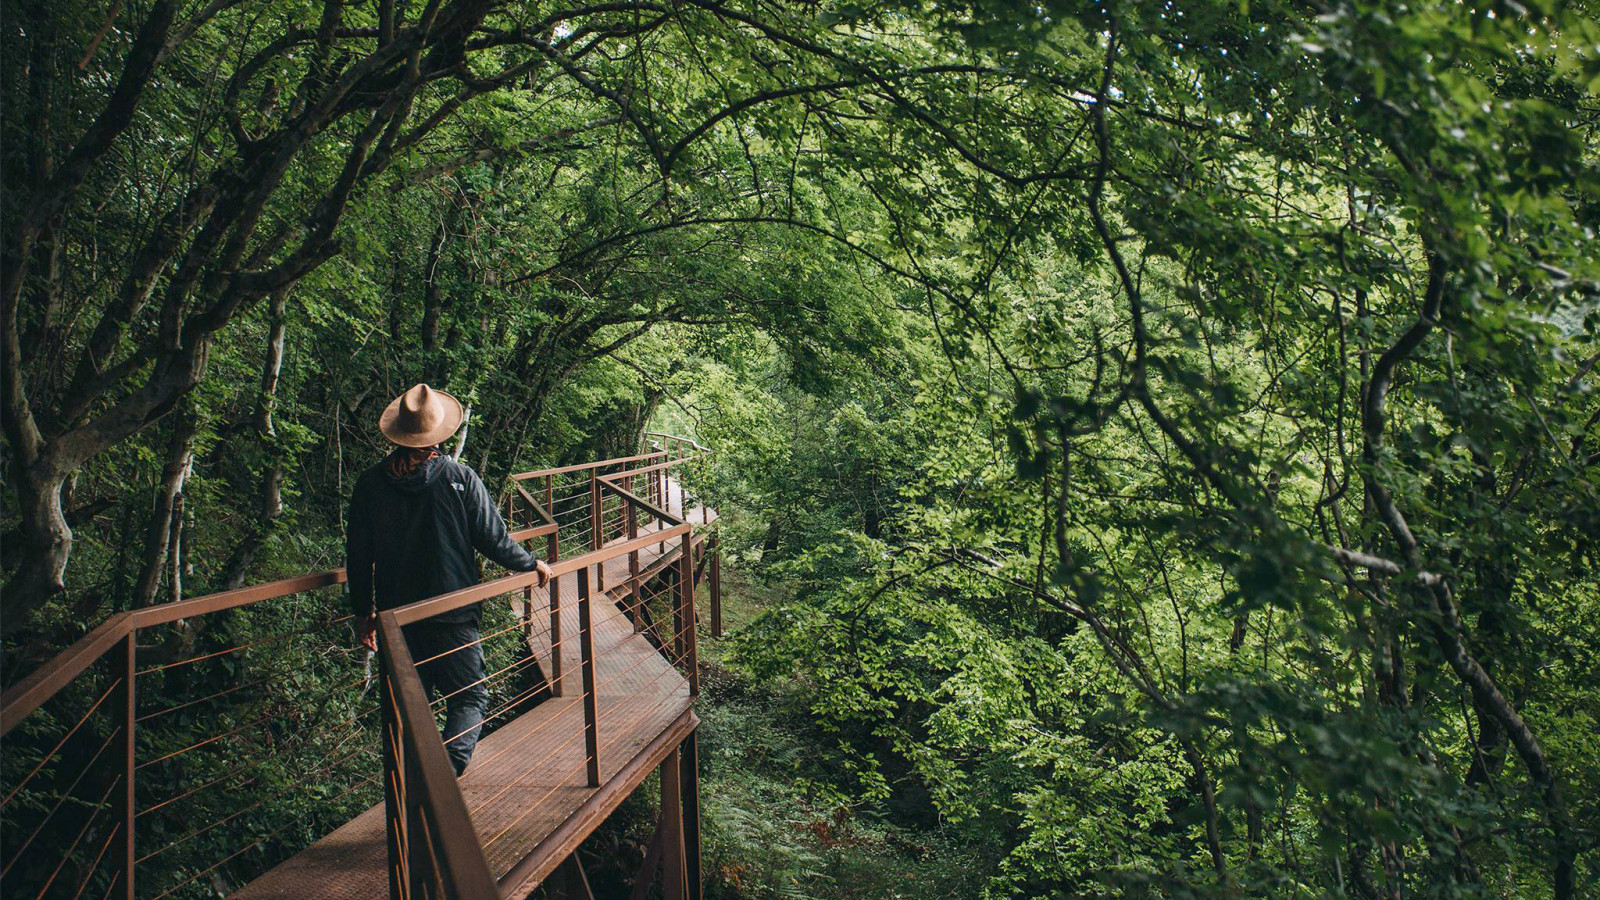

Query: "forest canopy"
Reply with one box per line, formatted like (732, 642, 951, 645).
(3, 0, 1598, 897)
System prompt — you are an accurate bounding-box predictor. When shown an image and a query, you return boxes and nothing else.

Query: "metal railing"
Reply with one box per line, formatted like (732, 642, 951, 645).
(509, 452, 670, 559)
(0, 571, 362, 900)
(372, 519, 699, 897)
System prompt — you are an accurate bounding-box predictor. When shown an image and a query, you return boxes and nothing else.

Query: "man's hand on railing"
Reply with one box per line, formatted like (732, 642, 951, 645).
(533, 559, 553, 588)
(357, 615, 378, 652)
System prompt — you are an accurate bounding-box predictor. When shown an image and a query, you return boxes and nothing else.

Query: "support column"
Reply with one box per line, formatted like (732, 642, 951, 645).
(661, 746, 687, 900)
(630, 824, 664, 900)
(682, 733, 703, 900)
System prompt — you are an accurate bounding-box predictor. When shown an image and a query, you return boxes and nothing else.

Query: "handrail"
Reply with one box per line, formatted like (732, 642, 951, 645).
(508, 483, 558, 542)
(130, 569, 346, 629)
(643, 432, 711, 456)
(1, 570, 347, 737)
(513, 484, 555, 523)
(508, 522, 559, 542)
(511, 450, 666, 481)
(0, 612, 133, 736)
(595, 476, 680, 527)
(598, 456, 698, 480)
(377, 611, 498, 897)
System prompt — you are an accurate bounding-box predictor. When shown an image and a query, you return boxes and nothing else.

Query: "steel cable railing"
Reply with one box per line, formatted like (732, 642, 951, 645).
(468, 644, 696, 832)
(479, 651, 697, 851)
(449, 596, 692, 777)
(0, 726, 120, 882)
(456, 540, 704, 830)
(0, 570, 373, 900)
(29, 775, 121, 900)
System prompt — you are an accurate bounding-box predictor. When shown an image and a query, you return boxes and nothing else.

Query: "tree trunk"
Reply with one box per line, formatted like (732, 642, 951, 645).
(221, 291, 290, 589)
(2, 466, 73, 634)
(133, 405, 198, 607)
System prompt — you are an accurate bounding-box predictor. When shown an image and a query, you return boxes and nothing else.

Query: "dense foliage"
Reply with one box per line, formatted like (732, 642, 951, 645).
(4, 0, 1598, 897)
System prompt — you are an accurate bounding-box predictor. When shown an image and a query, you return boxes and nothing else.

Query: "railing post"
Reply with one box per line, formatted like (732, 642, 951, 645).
(628, 502, 641, 633)
(589, 471, 605, 594)
(678, 533, 698, 695)
(522, 538, 535, 644)
(589, 470, 601, 552)
(613, 476, 625, 543)
(577, 566, 601, 787)
(549, 543, 563, 697)
(109, 629, 136, 900)
(658, 467, 668, 554)
(709, 535, 722, 639)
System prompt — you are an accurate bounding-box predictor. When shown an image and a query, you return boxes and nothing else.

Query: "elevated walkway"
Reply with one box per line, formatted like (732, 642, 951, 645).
(0, 438, 718, 900)
(233, 510, 708, 898)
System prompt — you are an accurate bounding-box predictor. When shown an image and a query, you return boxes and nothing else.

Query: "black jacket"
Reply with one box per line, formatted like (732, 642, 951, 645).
(345, 453, 536, 625)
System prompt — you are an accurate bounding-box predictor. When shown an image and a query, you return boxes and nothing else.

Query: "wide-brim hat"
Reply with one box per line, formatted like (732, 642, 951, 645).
(379, 383, 464, 448)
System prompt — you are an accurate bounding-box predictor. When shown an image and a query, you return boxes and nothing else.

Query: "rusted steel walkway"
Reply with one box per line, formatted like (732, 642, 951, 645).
(0, 440, 716, 900)
(231, 481, 713, 899)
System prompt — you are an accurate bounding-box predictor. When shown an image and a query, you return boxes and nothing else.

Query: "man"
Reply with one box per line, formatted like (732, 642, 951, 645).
(346, 383, 552, 776)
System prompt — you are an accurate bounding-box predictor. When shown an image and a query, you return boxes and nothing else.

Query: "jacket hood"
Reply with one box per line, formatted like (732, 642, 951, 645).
(384, 451, 444, 492)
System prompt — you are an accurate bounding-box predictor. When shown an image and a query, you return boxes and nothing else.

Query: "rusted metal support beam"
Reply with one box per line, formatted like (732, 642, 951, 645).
(661, 746, 687, 900)
(109, 630, 136, 900)
(577, 567, 600, 787)
(683, 733, 703, 900)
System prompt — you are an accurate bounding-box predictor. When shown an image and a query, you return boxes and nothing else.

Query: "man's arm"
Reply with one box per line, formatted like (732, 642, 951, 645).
(464, 468, 546, 578)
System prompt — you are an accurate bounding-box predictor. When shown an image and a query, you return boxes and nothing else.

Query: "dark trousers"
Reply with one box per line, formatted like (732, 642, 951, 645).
(402, 621, 488, 775)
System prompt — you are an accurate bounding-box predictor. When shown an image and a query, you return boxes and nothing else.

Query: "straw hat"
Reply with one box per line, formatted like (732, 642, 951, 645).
(379, 383, 463, 448)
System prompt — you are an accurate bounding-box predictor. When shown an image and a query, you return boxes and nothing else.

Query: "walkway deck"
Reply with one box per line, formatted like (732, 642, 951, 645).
(230, 480, 713, 899)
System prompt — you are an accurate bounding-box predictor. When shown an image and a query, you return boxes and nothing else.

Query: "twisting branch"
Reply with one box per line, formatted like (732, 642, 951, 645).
(1358, 248, 1578, 899)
